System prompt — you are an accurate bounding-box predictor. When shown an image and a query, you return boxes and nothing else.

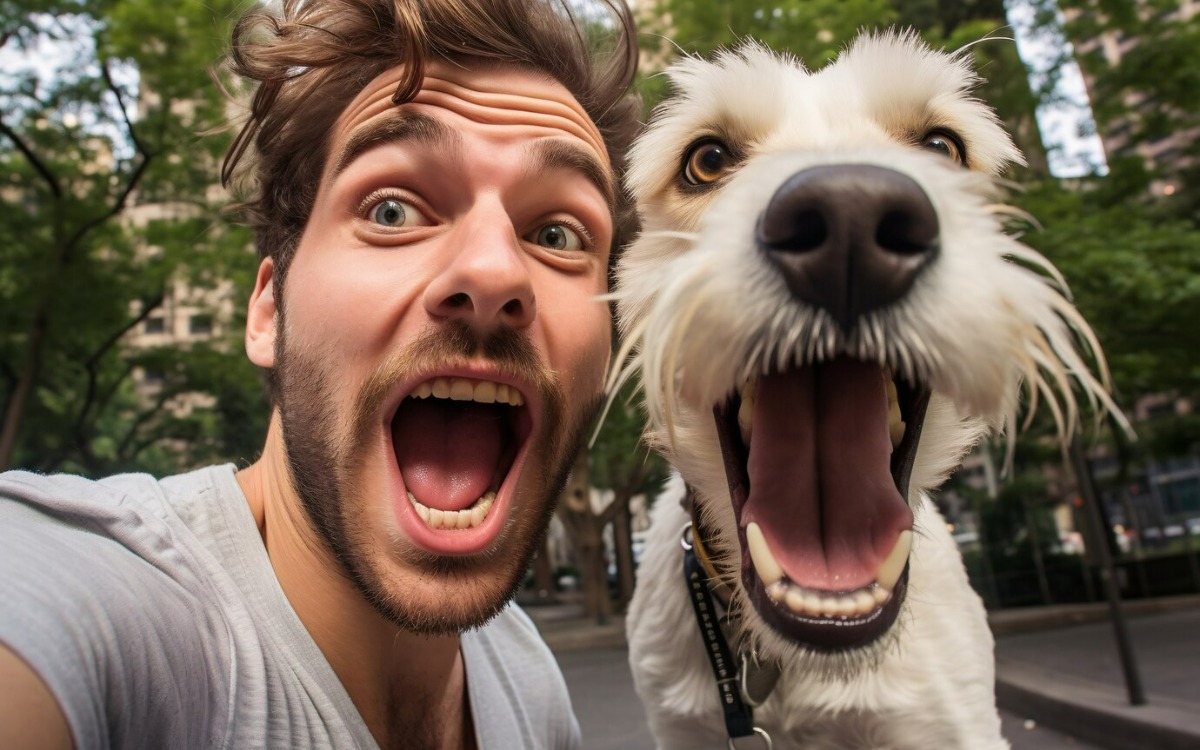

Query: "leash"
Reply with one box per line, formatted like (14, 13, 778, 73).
(681, 521, 775, 750)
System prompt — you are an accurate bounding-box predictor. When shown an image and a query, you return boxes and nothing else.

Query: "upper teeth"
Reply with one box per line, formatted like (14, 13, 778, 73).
(748, 521, 912, 619)
(736, 370, 906, 449)
(409, 377, 524, 406)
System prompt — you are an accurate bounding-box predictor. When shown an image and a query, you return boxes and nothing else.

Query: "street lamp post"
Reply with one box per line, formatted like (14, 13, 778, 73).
(1069, 431, 1146, 706)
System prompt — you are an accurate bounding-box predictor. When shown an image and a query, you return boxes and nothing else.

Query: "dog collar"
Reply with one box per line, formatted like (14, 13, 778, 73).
(681, 486, 780, 748)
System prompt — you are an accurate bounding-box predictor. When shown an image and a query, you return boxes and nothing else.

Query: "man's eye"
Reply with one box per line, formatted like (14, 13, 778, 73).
(532, 222, 585, 252)
(368, 198, 423, 228)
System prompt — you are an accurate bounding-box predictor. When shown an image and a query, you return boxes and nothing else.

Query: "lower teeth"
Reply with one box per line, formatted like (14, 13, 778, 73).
(767, 579, 890, 619)
(409, 491, 495, 530)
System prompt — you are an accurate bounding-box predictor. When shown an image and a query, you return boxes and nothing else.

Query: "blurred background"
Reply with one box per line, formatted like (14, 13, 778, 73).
(3, 0, 1199, 646)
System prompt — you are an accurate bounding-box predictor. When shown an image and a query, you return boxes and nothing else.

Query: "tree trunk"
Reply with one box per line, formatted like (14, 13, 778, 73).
(532, 537, 559, 604)
(612, 495, 636, 608)
(558, 448, 613, 624)
(0, 312, 47, 470)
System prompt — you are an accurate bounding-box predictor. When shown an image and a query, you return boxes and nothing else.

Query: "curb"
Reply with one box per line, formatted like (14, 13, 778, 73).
(988, 594, 1200, 637)
(540, 623, 627, 652)
(996, 659, 1200, 750)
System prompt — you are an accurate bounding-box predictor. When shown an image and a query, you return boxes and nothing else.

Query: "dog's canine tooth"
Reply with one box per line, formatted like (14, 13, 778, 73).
(746, 522, 783, 585)
(876, 530, 912, 592)
(886, 375, 906, 448)
(738, 378, 756, 445)
(737, 397, 754, 445)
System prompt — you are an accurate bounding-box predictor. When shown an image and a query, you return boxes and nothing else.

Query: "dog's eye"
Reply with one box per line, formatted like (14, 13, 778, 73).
(683, 139, 734, 185)
(920, 130, 965, 165)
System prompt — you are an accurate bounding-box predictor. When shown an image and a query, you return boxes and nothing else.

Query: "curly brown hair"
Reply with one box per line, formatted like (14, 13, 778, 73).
(222, 0, 641, 287)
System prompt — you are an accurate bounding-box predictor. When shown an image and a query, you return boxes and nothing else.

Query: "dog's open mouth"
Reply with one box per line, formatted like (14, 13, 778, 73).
(713, 357, 931, 650)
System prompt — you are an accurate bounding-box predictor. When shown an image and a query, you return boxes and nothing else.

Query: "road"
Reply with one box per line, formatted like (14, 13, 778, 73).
(557, 645, 1101, 750)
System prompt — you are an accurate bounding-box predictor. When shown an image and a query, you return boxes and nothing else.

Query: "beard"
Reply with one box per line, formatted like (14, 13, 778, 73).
(275, 316, 600, 635)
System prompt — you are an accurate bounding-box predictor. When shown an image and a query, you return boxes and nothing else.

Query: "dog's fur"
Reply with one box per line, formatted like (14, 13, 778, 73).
(612, 32, 1122, 749)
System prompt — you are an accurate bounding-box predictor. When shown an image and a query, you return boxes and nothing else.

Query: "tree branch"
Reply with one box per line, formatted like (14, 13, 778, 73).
(74, 294, 165, 440)
(117, 388, 177, 460)
(58, 59, 153, 264)
(0, 119, 63, 198)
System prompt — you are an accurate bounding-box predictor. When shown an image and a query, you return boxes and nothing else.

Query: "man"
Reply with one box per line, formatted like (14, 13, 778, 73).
(0, 0, 640, 747)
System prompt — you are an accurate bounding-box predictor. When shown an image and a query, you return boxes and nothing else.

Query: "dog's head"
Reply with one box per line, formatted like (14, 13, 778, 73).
(613, 31, 1121, 660)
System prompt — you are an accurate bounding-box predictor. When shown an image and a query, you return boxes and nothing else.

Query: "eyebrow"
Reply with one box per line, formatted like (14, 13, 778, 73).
(524, 138, 617, 209)
(331, 111, 459, 179)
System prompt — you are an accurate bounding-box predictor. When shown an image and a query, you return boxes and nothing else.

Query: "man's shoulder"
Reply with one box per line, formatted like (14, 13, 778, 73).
(0, 464, 237, 531)
(0, 466, 247, 749)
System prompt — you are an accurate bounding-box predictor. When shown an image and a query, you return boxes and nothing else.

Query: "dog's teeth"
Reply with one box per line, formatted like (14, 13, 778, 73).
(738, 399, 753, 445)
(854, 590, 876, 614)
(802, 593, 825, 617)
(784, 587, 807, 614)
(766, 581, 788, 603)
(820, 596, 841, 618)
(745, 522, 783, 586)
(876, 530, 912, 592)
(738, 378, 756, 446)
(886, 376, 905, 448)
(872, 585, 890, 605)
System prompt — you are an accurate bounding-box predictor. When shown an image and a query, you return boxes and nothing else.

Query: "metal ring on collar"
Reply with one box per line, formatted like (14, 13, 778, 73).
(680, 522, 695, 551)
(727, 727, 772, 750)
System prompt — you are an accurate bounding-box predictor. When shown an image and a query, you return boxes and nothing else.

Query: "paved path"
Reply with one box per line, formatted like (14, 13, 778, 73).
(533, 595, 1200, 749)
(555, 644, 1102, 750)
(995, 608, 1200, 704)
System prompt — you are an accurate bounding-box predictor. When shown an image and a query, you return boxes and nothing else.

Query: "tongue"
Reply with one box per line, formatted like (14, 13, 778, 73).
(392, 400, 504, 511)
(741, 359, 913, 590)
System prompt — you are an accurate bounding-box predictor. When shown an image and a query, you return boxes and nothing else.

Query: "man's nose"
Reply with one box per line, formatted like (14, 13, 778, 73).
(423, 205, 536, 330)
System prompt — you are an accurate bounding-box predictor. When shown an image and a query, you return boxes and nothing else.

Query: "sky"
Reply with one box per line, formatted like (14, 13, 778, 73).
(1005, 0, 1110, 177)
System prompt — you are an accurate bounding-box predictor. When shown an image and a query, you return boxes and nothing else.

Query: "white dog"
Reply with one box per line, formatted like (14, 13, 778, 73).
(612, 31, 1121, 749)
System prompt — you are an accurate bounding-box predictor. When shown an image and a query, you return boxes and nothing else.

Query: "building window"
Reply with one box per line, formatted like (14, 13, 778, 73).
(144, 315, 165, 334)
(142, 368, 165, 384)
(189, 314, 213, 336)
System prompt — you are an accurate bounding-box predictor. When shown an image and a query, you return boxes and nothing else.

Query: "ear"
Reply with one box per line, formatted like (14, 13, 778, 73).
(246, 257, 277, 368)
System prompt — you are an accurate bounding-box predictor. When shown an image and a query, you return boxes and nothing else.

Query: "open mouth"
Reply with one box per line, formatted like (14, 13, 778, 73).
(713, 356, 930, 650)
(390, 375, 533, 544)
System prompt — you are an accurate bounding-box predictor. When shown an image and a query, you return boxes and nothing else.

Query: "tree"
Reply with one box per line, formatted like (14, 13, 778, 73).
(1014, 180, 1200, 401)
(1, 1, 265, 474)
(1053, 0, 1200, 216)
(556, 376, 670, 621)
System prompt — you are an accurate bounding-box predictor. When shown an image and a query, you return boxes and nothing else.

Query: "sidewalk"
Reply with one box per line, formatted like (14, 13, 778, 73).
(992, 596, 1200, 750)
(525, 592, 1200, 749)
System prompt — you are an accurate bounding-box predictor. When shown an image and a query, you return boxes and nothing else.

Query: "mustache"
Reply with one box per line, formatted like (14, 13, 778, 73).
(351, 319, 560, 431)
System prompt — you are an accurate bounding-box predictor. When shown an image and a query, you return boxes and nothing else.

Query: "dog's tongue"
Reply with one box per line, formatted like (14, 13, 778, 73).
(392, 400, 502, 511)
(742, 359, 912, 590)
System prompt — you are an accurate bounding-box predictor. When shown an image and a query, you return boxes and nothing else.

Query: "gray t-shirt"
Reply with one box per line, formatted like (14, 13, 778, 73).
(0, 465, 581, 749)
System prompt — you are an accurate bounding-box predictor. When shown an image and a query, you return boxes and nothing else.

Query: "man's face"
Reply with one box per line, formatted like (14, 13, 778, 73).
(253, 62, 614, 634)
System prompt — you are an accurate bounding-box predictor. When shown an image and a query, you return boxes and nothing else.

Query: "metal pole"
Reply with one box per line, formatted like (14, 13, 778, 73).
(1069, 432, 1146, 706)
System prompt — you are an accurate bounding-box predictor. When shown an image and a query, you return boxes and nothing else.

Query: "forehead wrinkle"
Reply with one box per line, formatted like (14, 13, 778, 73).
(332, 111, 461, 180)
(523, 138, 616, 210)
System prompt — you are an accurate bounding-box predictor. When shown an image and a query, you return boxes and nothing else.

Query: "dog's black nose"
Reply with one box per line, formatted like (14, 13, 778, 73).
(756, 164, 940, 331)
